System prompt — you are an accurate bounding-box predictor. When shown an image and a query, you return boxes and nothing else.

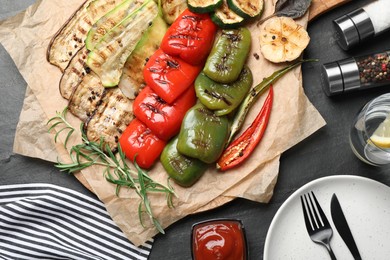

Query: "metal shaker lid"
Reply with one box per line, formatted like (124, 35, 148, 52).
(321, 62, 343, 96)
(333, 8, 375, 50)
(321, 57, 360, 96)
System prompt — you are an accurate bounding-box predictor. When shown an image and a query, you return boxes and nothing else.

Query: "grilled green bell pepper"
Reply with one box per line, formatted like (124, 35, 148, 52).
(203, 27, 251, 84)
(177, 103, 229, 163)
(195, 65, 253, 116)
(160, 136, 208, 187)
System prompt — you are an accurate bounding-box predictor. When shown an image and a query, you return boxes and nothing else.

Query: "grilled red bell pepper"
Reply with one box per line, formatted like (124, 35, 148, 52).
(133, 85, 196, 141)
(217, 86, 273, 171)
(143, 48, 202, 104)
(119, 118, 166, 169)
(160, 9, 217, 65)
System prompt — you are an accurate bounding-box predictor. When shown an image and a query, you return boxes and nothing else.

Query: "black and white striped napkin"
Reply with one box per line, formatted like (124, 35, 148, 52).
(0, 183, 153, 259)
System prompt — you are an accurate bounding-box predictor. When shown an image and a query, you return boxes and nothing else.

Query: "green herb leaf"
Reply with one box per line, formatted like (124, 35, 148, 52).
(47, 107, 75, 148)
(258, 0, 312, 25)
(47, 107, 175, 234)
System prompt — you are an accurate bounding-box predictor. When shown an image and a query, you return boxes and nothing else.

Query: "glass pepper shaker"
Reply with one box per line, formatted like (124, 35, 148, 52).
(333, 0, 390, 50)
(321, 50, 390, 96)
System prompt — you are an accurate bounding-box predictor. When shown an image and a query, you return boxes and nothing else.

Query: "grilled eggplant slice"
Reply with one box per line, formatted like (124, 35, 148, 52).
(59, 46, 90, 100)
(85, 87, 134, 151)
(86, 0, 145, 51)
(87, 0, 158, 87)
(68, 73, 106, 121)
(47, 0, 123, 71)
(118, 15, 167, 99)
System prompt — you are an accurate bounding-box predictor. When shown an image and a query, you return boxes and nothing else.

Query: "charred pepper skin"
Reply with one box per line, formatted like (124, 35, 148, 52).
(119, 118, 166, 169)
(177, 103, 229, 164)
(143, 49, 202, 104)
(133, 85, 196, 141)
(227, 59, 316, 144)
(203, 27, 251, 84)
(160, 9, 217, 66)
(195, 66, 253, 116)
(160, 137, 208, 187)
(217, 87, 273, 171)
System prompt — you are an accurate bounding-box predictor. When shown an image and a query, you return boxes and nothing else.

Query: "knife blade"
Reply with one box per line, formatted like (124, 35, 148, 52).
(330, 193, 362, 260)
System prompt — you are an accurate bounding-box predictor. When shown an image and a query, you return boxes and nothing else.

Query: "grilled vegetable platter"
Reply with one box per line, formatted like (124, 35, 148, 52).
(46, 0, 313, 242)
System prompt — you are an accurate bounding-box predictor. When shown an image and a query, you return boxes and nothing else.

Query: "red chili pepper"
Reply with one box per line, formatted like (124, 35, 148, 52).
(160, 9, 217, 65)
(143, 48, 202, 104)
(133, 85, 196, 141)
(217, 87, 274, 171)
(119, 118, 166, 169)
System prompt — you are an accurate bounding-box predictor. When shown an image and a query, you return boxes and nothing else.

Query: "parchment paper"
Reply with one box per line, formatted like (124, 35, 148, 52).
(0, 0, 326, 245)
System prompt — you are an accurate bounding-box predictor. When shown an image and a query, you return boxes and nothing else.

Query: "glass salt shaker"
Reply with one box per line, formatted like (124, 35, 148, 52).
(333, 0, 390, 50)
(321, 50, 390, 96)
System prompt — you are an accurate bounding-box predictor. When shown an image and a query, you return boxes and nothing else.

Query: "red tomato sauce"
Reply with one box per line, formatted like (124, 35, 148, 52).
(192, 220, 247, 260)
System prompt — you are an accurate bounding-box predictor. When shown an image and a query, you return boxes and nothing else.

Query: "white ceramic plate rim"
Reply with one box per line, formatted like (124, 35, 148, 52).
(263, 175, 390, 260)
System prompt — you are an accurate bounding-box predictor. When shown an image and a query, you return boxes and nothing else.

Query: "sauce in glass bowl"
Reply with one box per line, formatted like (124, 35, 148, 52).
(191, 219, 247, 260)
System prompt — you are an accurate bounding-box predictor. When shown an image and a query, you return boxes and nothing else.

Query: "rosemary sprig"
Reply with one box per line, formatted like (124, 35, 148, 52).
(47, 107, 74, 148)
(47, 107, 176, 234)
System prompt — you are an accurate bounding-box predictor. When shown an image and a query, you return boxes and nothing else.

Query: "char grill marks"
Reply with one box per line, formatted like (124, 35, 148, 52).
(49, 0, 142, 152)
(84, 87, 134, 152)
(60, 46, 90, 99)
(68, 73, 106, 122)
(47, 0, 123, 71)
(67, 72, 134, 151)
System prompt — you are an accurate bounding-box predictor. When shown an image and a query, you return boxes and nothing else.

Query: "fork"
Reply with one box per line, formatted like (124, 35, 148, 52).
(300, 191, 337, 260)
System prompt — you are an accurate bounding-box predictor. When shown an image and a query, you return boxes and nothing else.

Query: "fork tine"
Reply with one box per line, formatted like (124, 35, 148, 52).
(304, 193, 318, 229)
(311, 191, 330, 226)
(300, 191, 337, 260)
(307, 192, 322, 228)
(301, 195, 312, 231)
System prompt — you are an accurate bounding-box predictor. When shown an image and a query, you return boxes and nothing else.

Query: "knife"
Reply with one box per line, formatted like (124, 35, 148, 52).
(330, 193, 362, 260)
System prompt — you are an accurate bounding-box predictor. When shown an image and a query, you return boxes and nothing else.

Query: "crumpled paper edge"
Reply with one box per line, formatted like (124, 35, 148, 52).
(1, 0, 326, 245)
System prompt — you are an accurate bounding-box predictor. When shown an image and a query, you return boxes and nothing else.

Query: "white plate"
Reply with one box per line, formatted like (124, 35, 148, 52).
(264, 175, 390, 260)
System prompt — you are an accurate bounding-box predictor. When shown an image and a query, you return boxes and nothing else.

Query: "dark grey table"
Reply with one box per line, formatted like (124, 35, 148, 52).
(1, 0, 390, 259)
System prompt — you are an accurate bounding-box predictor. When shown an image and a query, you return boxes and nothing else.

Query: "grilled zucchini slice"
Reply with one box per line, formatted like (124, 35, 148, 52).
(227, 0, 263, 19)
(118, 15, 168, 99)
(187, 0, 223, 13)
(85, 0, 144, 51)
(47, 0, 123, 71)
(211, 0, 244, 29)
(87, 0, 159, 87)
